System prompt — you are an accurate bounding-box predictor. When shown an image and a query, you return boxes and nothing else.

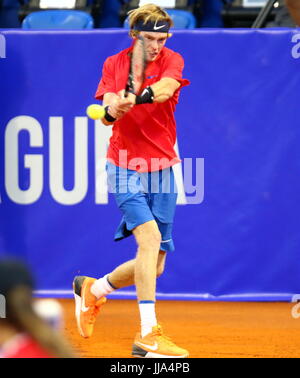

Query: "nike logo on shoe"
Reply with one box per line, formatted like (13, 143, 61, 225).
(81, 300, 90, 313)
(136, 341, 158, 351)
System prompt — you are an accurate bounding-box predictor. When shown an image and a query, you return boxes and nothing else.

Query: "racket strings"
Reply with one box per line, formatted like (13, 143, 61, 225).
(129, 38, 147, 95)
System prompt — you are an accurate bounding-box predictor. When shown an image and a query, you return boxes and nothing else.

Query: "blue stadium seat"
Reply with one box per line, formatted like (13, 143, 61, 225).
(166, 9, 196, 29)
(22, 10, 94, 30)
(124, 9, 196, 29)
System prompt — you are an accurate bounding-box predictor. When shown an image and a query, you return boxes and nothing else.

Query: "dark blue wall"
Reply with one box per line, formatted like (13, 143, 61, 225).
(0, 29, 300, 300)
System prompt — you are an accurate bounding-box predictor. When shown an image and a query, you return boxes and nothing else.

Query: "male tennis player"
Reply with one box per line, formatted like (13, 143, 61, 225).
(73, 3, 190, 358)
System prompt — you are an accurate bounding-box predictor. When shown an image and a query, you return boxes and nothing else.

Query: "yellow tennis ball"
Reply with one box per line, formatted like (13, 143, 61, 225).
(86, 104, 105, 120)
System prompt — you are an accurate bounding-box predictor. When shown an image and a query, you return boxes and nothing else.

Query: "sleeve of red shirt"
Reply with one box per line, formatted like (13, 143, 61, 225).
(95, 56, 116, 101)
(161, 51, 190, 89)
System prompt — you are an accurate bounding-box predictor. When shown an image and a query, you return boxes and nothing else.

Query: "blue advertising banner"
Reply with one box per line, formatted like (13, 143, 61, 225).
(0, 29, 300, 300)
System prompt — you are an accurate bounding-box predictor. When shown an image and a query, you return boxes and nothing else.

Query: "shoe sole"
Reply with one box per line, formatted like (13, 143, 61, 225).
(132, 344, 188, 358)
(73, 276, 88, 338)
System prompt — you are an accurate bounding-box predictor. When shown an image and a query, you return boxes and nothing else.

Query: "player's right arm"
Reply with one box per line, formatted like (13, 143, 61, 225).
(102, 92, 135, 126)
(102, 93, 119, 126)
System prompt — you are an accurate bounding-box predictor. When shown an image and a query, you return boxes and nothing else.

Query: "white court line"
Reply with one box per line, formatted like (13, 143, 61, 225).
(34, 290, 294, 301)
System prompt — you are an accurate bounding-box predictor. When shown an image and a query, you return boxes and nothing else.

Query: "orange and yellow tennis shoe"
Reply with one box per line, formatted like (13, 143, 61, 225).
(73, 276, 106, 338)
(132, 325, 189, 358)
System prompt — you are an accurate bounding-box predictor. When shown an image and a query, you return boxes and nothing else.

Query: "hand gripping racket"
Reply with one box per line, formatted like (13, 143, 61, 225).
(86, 37, 147, 120)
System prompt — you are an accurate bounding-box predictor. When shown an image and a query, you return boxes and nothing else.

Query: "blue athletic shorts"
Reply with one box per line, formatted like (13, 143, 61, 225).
(106, 162, 178, 252)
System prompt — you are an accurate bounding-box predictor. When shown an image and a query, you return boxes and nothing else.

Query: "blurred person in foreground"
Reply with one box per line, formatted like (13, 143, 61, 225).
(286, 0, 300, 25)
(0, 259, 75, 358)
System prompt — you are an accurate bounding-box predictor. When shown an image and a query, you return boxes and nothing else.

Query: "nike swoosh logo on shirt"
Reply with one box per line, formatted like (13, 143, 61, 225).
(136, 341, 158, 351)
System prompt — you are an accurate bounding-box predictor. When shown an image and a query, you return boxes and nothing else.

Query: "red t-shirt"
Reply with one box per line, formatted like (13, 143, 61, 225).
(95, 45, 190, 172)
(0, 334, 53, 358)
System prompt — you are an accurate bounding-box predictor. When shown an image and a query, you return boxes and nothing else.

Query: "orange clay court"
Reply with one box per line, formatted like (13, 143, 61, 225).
(60, 299, 300, 358)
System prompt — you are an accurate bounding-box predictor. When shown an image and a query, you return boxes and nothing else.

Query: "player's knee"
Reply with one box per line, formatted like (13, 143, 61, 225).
(138, 230, 161, 251)
(134, 221, 161, 250)
(142, 229, 161, 250)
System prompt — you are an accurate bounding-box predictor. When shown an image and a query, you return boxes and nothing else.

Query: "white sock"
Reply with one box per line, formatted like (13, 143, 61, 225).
(138, 301, 157, 338)
(90, 274, 116, 299)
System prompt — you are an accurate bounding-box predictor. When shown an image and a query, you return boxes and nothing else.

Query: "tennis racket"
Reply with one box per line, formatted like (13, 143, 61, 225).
(125, 36, 147, 96)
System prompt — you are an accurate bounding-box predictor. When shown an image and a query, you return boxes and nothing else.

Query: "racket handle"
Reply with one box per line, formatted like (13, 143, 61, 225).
(124, 87, 131, 98)
(125, 72, 135, 97)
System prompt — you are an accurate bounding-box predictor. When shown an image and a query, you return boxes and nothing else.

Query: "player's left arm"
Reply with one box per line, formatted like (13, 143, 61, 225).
(150, 77, 181, 103)
(132, 77, 180, 105)
(133, 53, 189, 105)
